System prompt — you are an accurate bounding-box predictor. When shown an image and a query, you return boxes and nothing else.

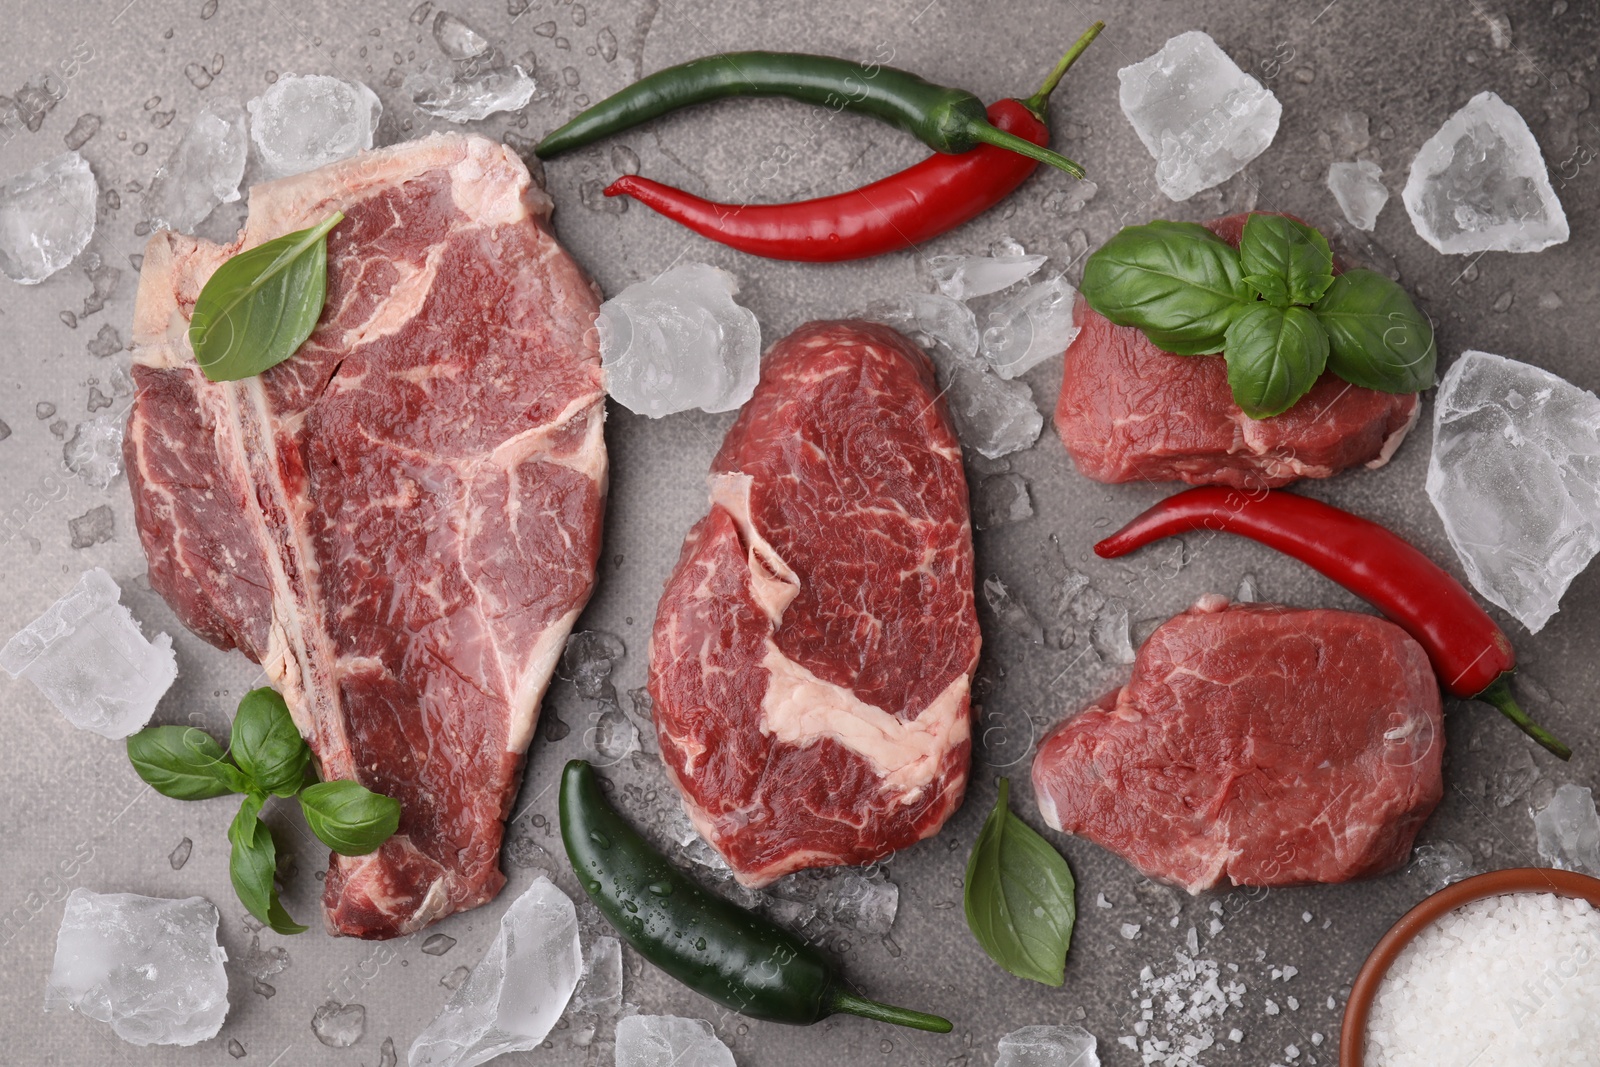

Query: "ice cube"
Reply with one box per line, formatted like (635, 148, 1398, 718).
(997, 1023, 1100, 1067)
(561, 630, 625, 703)
(1118, 31, 1282, 202)
(409, 876, 583, 1067)
(615, 1015, 736, 1067)
(247, 75, 382, 180)
(0, 569, 177, 739)
(984, 577, 1045, 645)
(145, 103, 248, 234)
(45, 889, 228, 1047)
(403, 62, 536, 123)
(1534, 783, 1600, 874)
(979, 275, 1080, 379)
(597, 263, 762, 418)
(0, 151, 98, 284)
(431, 10, 493, 60)
(927, 249, 1047, 301)
(1402, 91, 1568, 254)
(974, 473, 1034, 530)
(1092, 598, 1135, 664)
(826, 871, 899, 937)
(1425, 349, 1600, 633)
(1326, 160, 1389, 232)
(1407, 841, 1477, 891)
(570, 935, 622, 1017)
(63, 412, 126, 489)
(867, 291, 979, 361)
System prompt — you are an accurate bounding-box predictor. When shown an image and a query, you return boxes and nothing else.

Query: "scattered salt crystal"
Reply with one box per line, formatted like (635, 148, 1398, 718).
(1287, 997, 1299, 1010)
(1327, 997, 1336, 1010)
(1282, 966, 1298, 981)
(1208, 901, 1223, 915)
(247, 75, 382, 180)
(1207, 918, 1223, 936)
(1118, 1036, 1137, 1051)
(1229, 1029, 1244, 1043)
(1120, 923, 1142, 940)
(0, 151, 97, 284)
(1326, 160, 1388, 232)
(1185, 926, 1199, 955)
(1264, 999, 1280, 1016)
(1096, 893, 1113, 910)
(1311, 1033, 1323, 1046)
(1140, 966, 1154, 981)
(1302, 912, 1313, 923)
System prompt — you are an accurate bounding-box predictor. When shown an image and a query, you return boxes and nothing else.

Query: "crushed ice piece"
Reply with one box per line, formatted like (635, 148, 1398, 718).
(247, 74, 382, 180)
(45, 889, 227, 1046)
(974, 473, 1034, 530)
(1, 569, 177, 739)
(979, 275, 1080, 380)
(1408, 841, 1478, 891)
(409, 876, 583, 1067)
(995, 1023, 1100, 1067)
(431, 10, 493, 59)
(615, 1015, 736, 1067)
(562, 630, 625, 703)
(1426, 349, 1600, 633)
(63, 412, 126, 488)
(403, 62, 537, 123)
(984, 577, 1044, 645)
(1326, 160, 1388, 232)
(1403, 91, 1568, 254)
(1534, 783, 1600, 874)
(571, 935, 623, 1017)
(825, 871, 898, 937)
(597, 263, 761, 419)
(0, 151, 98, 284)
(868, 291, 979, 361)
(1091, 598, 1134, 664)
(927, 249, 1047, 301)
(1235, 573, 1260, 603)
(145, 103, 248, 234)
(1118, 31, 1282, 201)
(311, 1001, 366, 1047)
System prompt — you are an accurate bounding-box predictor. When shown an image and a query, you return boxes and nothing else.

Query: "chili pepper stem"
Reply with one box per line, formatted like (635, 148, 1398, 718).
(1476, 675, 1572, 761)
(966, 125, 1086, 178)
(828, 989, 953, 1033)
(1023, 21, 1106, 116)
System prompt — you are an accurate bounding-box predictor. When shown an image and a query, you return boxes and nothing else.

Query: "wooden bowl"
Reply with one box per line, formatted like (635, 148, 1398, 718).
(1340, 866, 1600, 1065)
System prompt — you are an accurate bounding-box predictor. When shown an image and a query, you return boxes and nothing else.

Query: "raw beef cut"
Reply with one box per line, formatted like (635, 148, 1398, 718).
(1031, 595, 1443, 893)
(125, 133, 606, 938)
(1055, 212, 1419, 489)
(649, 321, 980, 887)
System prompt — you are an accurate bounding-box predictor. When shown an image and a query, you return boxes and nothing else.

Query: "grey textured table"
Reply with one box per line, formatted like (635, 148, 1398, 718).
(2, 0, 1597, 1064)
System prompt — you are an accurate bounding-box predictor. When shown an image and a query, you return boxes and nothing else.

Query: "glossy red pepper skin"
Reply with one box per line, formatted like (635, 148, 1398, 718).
(603, 99, 1048, 262)
(1095, 487, 1570, 759)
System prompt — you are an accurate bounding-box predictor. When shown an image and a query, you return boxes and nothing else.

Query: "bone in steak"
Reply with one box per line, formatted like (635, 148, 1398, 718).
(1055, 212, 1419, 489)
(1031, 595, 1443, 893)
(648, 321, 980, 887)
(125, 133, 606, 938)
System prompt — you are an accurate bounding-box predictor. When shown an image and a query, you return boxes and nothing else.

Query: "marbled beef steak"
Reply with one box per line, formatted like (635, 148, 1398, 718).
(649, 321, 980, 887)
(125, 133, 606, 938)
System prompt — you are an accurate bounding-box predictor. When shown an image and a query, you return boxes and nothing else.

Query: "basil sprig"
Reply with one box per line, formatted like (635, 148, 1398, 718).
(1080, 213, 1434, 418)
(126, 686, 401, 935)
(188, 212, 343, 382)
(963, 778, 1077, 986)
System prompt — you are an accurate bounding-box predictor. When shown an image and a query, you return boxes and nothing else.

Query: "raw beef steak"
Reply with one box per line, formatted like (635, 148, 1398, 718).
(1031, 595, 1443, 893)
(125, 134, 606, 938)
(1055, 213, 1419, 488)
(649, 321, 980, 887)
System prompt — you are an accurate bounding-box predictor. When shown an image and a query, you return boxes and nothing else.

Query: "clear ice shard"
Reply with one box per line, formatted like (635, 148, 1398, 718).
(615, 1015, 737, 1067)
(146, 103, 249, 234)
(570, 935, 623, 1017)
(1425, 349, 1600, 633)
(1326, 160, 1389, 232)
(403, 62, 537, 123)
(597, 263, 762, 418)
(408, 876, 583, 1067)
(45, 889, 228, 1047)
(979, 274, 1080, 379)
(0, 568, 177, 739)
(825, 871, 899, 936)
(431, 10, 493, 60)
(996, 1023, 1101, 1067)
(246, 74, 383, 180)
(1118, 31, 1281, 202)
(1534, 783, 1600, 874)
(1402, 91, 1568, 254)
(974, 472, 1034, 530)
(63, 412, 127, 489)
(0, 151, 98, 284)
(927, 248, 1047, 301)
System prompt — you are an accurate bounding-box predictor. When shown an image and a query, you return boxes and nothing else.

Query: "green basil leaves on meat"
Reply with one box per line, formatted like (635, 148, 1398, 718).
(1313, 268, 1436, 393)
(229, 687, 310, 797)
(299, 780, 403, 856)
(189, 211, 343, 382)
(1079, 214, 1433, 418)
(1079, 220, 1250, 355)
(963, 778, 1077, 987)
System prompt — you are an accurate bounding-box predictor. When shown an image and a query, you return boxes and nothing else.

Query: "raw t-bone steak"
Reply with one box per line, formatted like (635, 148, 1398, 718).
(649, 321, 980, 887)
(125, 133, 606, 938)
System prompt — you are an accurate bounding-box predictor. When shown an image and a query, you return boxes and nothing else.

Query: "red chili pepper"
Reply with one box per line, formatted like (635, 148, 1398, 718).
(1094, 487, 1571, 760)
(600, 25, 1102, 262)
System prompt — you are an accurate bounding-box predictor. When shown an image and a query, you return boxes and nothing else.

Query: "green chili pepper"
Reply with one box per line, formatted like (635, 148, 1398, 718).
(559, 759, 953, 1032)
(535, 49, 1089, 178)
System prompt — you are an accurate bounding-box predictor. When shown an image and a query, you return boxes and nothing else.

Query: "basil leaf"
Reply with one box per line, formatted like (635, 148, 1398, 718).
(1080, 220, 1250, 355)
(1242, 273, 1290, 308)
(228, 794, 307, 935)
(189, 211, 344, 383)
(963, 778, 1077, 987)
(1238, 213, 1335, 306)
(230, 687, 309, 798)
(298, 780, 402, 856)
(1313, 269, 1436, 394)
(127, 725, 249, 800)
(1224, 304, 1330, 419)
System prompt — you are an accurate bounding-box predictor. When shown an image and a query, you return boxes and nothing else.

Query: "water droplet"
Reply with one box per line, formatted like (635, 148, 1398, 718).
(646, 880, 672, 896)
(611, 144, 640, 175)
(132, 142, 148, 155)
(59, 311, 78, 329)
(534, 20, 556, 36)
(227, 1039, 246, 1059)
(556, 37, 570, 50)
(310, 1000, 366, 1048)
(1492, 289, 1514, 313)
(169, 837, 193, 870)
(598, 28, 618, 62)
(421, 933, 456, 955)
(64, 113, 101, 150)
(588, 830, 611, 849)
(36, 401, 56, 420)
(621, 899, 638, 913)
(694, 937, 707, 950)
(199, 0, 217, 17)
(573, 4, 587, 26)
(183, 63, 214, 89)
(881, 1040, 894, 1054)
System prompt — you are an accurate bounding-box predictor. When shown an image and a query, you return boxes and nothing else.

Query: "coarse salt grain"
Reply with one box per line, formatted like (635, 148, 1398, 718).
(1365, 892, 1600, 1066)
